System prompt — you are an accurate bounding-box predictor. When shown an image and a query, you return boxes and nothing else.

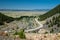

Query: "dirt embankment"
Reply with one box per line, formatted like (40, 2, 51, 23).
(25, 33, 60, 40)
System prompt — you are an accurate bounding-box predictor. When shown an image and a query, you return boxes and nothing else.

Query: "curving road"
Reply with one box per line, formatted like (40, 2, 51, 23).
(25, 18, 43, 32)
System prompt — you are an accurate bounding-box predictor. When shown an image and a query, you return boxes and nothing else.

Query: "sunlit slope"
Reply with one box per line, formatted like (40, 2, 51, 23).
(38, 4, 60, 21)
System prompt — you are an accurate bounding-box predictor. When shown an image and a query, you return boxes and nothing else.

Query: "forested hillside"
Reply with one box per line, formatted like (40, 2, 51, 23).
(38, 4, 60, 21)
(0, 12, 14, 25)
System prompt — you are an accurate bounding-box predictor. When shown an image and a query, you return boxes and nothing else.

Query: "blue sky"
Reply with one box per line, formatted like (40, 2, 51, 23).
(0, 0, 60, 9)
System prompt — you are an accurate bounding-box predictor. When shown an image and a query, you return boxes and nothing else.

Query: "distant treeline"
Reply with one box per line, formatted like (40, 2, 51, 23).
(15, 16, 36, 20)
(38, 4, 60, 21)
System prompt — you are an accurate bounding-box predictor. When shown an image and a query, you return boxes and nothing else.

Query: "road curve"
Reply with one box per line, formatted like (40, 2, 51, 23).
(25, 18, 43, 32)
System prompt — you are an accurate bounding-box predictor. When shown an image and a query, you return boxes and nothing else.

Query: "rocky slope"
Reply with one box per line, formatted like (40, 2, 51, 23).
(25, 33, 60, 40)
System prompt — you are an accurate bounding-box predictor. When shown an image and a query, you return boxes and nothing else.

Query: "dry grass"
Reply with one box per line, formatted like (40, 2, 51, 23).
(0, 11, 47, 18)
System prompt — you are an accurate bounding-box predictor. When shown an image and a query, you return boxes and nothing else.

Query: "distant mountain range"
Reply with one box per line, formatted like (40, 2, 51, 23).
(0, 9, 50, 11)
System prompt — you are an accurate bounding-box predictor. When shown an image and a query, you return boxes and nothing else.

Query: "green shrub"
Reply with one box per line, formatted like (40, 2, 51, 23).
(50, 28, 54, 33)
(46, 21, 49, 25)
(14, 29, 25, 39)
(0, 21, 4, 25)
(44, 32, 48, 34)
